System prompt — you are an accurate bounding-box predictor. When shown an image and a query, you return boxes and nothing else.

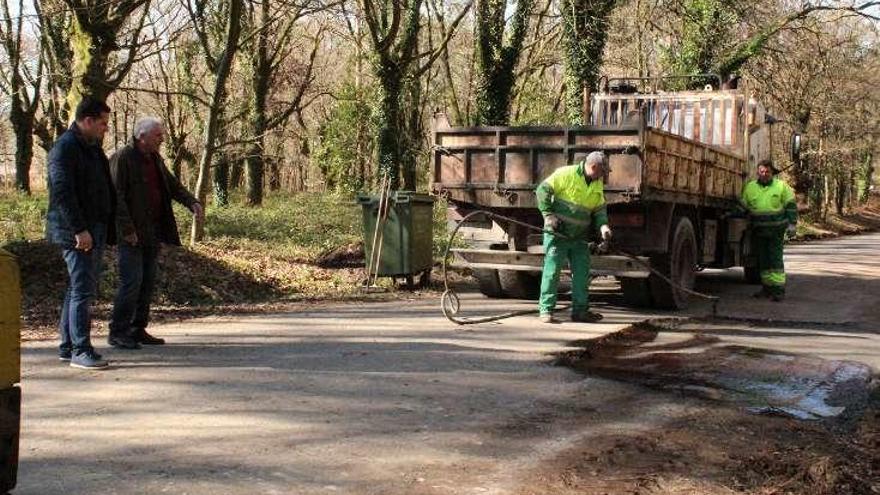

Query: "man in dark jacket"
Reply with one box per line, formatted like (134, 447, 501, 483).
(46, 97, 115, 370)
(108, 117, 203, 349)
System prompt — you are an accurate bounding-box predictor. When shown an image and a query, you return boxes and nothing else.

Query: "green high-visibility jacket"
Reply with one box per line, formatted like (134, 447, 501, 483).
(740, 177, 797, 228)
(536, 162, 609, 239)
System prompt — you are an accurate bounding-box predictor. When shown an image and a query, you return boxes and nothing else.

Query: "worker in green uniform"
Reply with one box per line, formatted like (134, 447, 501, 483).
(740, 160, 798, 302)
(536, 151, 612, 323)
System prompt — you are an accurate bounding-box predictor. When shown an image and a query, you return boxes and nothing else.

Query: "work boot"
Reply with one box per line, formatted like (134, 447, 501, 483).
(108, 333, 142, 350)
(771, 293, 785, 302)
(70, 350, 109, 370)
(136, 328, 165, 345)
(572, 311, 604, 323)
(539, 313, 559, 324)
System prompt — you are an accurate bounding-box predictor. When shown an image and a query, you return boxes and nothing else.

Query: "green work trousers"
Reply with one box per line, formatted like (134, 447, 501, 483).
(539, 233, 591, 316)
(751, 227, 786, 296)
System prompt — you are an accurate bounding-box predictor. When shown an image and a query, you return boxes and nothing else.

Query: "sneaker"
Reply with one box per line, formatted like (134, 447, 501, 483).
(70, 351, 109, 370)
(137, 329, 165, 345)
(572, 311, 604, 323)
(108, 334, 142, 350)
(539, 314, 559, 324)
(60, 349, 102, 361)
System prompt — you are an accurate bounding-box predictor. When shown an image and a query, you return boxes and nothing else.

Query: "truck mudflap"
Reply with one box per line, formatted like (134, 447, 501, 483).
(451, 248, 650, 278)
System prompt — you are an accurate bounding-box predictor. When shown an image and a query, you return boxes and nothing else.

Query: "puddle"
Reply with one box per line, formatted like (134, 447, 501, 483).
(557, 323, 875, 420)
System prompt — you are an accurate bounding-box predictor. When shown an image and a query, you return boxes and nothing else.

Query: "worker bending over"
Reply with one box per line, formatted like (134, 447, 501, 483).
(536, 151, 612, 323)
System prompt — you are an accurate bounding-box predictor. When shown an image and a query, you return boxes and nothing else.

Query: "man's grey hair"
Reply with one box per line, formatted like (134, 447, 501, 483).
(133, 117, 164, 139)
(585, 151, 607, 168)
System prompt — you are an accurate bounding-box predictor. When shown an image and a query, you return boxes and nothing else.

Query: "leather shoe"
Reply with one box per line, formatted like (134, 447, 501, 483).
(137, 329, 165, 345)
(108, 334, 141, 350)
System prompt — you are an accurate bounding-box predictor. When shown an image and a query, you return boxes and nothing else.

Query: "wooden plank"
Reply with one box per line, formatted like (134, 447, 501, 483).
(440, 153, 466, 184)
(503, 151, 532, 185)
(439, 133, 497, 147)
(572, 133, 640, 148)
(506, 132, 566, 146)
(471, 151, 498, 183)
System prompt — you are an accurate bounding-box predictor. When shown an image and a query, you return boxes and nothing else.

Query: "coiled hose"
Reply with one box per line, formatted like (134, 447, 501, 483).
(440, 210, 720, 325)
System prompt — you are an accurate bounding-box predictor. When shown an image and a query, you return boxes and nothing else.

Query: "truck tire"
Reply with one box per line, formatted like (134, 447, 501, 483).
(473, 269, 504, 298)
(498, 270, 541, 300)
(619, 277, 653, 307)
(649, 216, 698, 309)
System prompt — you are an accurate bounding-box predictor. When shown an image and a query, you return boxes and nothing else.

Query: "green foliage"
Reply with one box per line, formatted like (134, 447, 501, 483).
(0, 191, 47, 244)
(474, 0, 534, 125)
(172, 191, 362, 260)
(313, 81, 377, 195)
(561, 0, 617, 124)
(658, 0, 778, 86)
(512, 79, 564, 125)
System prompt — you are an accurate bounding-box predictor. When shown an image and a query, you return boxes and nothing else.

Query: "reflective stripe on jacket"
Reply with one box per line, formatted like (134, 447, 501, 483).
(536, 163, 608, 238)
(740, 178, 797, 228)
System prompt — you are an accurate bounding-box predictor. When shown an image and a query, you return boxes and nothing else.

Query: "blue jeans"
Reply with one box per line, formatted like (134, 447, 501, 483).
(110, 243, 159, 338)
(59, 223, 106, 355)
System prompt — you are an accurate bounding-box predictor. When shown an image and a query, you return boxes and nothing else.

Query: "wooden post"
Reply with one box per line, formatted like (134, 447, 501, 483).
(582, 85, 592, 125)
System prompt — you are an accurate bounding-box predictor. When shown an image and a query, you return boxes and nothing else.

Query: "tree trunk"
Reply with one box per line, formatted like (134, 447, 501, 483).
(67, 16, 114, 108)
(561, 0, 616, 125)
(246, 142, 265, 205)
(401, 79, 420, 191)
(213, 152, 231, 207)
(473, 0, 532, 125)
(12, 117, 34, 193)
(862, 151, 874, 203)
(191, 0, 244, 244)
(269, 158, 281, 191)
(376, 68, 403, 190)
(245, 0, 270, 206)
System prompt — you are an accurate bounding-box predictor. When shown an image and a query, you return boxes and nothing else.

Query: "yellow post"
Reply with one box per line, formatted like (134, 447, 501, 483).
(0, 248, 20, 493)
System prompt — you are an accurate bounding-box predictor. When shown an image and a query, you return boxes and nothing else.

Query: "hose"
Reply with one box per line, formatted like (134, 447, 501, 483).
(440, 210, 720, 325)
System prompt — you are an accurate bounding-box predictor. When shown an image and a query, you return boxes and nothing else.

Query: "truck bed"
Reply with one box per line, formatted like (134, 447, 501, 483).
(432, 122, 747, 210)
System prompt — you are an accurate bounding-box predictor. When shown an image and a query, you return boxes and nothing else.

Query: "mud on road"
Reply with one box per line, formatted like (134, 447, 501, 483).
(531, 321, 880, 495)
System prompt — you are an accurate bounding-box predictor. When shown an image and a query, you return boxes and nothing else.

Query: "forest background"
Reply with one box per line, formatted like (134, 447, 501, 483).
(0, 0, 878, 332)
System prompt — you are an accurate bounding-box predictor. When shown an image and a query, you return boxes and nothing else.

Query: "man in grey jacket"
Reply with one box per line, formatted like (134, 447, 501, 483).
(108, 117, 203, 349)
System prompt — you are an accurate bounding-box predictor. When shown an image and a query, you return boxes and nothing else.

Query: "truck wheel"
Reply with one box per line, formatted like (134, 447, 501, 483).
(619, 277, 653, 307)
(473, 269, 504, 298)
(649, 217, 698, 309)
(498, 270, 541, 300)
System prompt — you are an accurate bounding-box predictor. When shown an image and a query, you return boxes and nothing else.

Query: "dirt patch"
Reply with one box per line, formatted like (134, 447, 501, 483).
(314, 241, 365, 268)
(798, 193, 880, 241)
(532, 322, 880, 494)
(512, 401, 880, 495)
(5, 239, 389, 341)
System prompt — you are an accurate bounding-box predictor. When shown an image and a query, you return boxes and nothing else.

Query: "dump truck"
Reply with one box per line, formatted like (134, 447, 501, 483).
(432, 76, 786, 309)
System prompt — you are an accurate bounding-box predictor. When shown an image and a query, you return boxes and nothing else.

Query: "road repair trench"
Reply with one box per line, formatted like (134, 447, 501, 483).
(554, 319, 876, 421)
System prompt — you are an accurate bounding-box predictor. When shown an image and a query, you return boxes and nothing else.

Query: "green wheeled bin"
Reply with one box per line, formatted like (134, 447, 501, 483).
(358, 191, 435, 288)
(0, 249, 21, 493)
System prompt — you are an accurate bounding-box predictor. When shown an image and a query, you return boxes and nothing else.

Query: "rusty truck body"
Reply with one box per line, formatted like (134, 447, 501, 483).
(432, 80, 772, 308)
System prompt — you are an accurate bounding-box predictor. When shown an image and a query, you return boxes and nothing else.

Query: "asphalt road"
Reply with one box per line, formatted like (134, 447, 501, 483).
(14, 233, 880, 494)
